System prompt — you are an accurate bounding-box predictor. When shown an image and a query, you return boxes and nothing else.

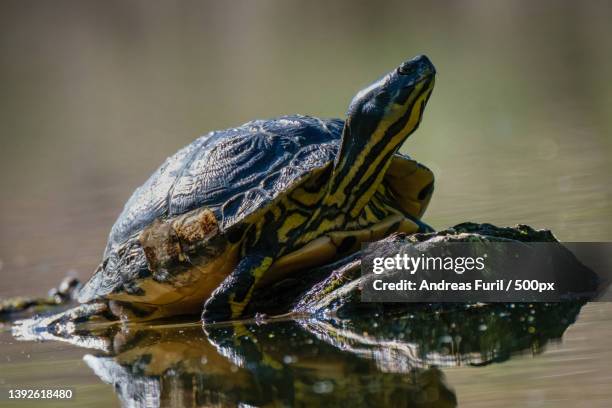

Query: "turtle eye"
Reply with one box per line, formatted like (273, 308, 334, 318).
(398, 61, 417, 76)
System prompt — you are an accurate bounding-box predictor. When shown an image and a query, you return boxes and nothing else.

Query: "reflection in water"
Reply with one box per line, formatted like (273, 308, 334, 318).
(301, 302, 586, 369)
(84, 321, 454, 407)
(36, 302, 583, 407)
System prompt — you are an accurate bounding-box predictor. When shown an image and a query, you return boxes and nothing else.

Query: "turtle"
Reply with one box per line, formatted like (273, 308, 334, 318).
(30, 55, 437, 326)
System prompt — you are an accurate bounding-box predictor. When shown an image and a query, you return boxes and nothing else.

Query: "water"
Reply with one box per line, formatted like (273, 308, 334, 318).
(3, 302, 607, 407)
(1, 1, 612, 406)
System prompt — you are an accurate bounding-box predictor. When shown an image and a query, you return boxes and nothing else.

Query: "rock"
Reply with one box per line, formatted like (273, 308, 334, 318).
(248, 223, 598, 318)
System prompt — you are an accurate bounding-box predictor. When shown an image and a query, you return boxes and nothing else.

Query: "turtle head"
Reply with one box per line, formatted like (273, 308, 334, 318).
(327, 55, 436, 216)
(343, 54, 435, 153)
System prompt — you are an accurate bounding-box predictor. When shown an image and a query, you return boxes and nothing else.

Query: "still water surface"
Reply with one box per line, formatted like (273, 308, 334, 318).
(2, 302, 612, 407)
(1, 1, 612, 406)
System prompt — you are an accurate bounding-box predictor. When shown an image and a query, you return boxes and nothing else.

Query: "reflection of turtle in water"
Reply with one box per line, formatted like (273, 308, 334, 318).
(50, 299, 584, 407)
(81, 320, 458, 407)
(9, 55, 436, 326)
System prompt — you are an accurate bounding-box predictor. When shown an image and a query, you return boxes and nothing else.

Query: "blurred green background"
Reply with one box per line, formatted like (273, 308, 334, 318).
(0, 0, 611, 291)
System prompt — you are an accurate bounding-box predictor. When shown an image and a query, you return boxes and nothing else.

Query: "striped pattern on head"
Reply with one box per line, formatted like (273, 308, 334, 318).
(326, 55, 436, 219)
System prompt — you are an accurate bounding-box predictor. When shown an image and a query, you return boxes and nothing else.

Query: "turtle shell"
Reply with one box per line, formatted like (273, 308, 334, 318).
(104, 115, 343, 258)
(82, 115, 433, 304)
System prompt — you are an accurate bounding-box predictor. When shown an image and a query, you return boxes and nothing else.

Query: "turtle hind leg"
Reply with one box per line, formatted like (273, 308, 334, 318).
(202, 253, 274, 324)
(12, 302, 117, 351)
(12, 302, 117, 341)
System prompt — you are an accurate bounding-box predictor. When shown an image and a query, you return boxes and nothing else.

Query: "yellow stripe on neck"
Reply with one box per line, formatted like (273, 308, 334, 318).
(326, 81, 431, 219)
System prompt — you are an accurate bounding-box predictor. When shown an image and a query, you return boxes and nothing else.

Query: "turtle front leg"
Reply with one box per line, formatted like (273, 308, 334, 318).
(202, 254, 274, 323)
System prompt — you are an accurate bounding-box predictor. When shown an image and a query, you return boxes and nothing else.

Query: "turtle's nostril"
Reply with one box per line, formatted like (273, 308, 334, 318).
(398, 61, 416, 75)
